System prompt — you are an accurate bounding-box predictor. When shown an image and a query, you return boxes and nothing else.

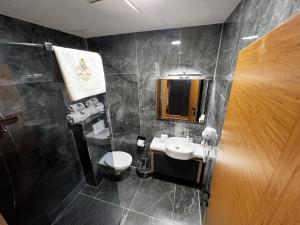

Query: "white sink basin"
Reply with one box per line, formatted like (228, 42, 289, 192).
(165, 137, 195, 160)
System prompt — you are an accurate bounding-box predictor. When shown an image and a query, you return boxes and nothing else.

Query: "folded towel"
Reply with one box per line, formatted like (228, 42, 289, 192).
(68, 103, 86, 113)
(66, 109, 91, 125)
(85, 97, 100, 108)
(85, 98, 105, 112)
(53, 46, 106, 101)
(88, 104, 104, 115)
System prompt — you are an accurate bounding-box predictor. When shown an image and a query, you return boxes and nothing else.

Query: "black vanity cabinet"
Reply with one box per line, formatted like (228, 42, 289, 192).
(150, 150, 203, 184)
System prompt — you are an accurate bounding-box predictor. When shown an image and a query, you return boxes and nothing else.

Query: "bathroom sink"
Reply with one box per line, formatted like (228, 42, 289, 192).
(165, 137, 194, 160)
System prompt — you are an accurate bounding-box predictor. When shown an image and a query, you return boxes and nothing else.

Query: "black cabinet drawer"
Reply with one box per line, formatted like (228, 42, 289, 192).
(151, 151, 202, 183)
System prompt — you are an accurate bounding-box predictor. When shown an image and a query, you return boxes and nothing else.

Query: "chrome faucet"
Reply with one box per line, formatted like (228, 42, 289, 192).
(184, 128, 193, 142)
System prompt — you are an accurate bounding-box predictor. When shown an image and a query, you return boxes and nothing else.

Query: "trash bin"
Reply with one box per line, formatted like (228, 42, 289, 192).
(136, 136, 151, 178)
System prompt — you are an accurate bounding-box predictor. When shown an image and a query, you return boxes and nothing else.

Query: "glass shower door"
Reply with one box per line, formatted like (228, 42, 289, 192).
(0, 132, 16, 223)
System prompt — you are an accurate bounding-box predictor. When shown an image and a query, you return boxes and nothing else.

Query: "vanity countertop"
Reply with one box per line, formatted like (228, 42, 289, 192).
(150, 137, 205, 159)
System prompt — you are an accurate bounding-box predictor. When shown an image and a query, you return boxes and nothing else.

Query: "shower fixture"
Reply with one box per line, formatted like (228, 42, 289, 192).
(0, 41, 53, 51)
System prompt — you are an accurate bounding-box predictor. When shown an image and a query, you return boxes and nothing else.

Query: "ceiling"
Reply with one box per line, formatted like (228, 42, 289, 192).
(0, 0, 240, 38)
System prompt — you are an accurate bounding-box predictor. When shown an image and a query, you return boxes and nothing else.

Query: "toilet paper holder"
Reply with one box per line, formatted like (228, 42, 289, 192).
(137, 136, 146, 148)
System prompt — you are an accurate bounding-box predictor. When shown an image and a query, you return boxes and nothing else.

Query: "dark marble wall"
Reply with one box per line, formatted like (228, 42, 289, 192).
(207, 0, 300, 138)
(0, 14, 87, 225)
(87, 24, 223, 166)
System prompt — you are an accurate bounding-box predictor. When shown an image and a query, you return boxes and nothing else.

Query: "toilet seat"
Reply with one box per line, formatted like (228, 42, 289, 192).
(103, 151, 132, 170)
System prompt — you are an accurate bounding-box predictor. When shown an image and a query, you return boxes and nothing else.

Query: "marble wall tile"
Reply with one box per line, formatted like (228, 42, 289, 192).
(86, 37, 100, 53)
(105, 73, 140, 137)
(31, 24, 48, 43)
(206, 80, 232, 138)
(139, 114, 175, 146)
(98, 33, 137, 74)
(174, 121, 204, 143)
(138, 87, 156, 115)
(136, 29, 180, 76)
(215, 2, 245, 76)
(180, 25, 223, 75)
(0, 15, 33, 42)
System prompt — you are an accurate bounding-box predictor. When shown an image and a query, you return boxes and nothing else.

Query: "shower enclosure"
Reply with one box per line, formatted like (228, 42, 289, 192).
(0, 15, 88, 224)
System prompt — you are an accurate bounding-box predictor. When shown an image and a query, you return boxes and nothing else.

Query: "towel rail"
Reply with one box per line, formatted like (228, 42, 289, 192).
(0, 41, 53, 51)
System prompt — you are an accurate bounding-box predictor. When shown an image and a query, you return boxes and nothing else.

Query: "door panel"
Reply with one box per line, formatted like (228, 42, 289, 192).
(206, 13, 300, 225)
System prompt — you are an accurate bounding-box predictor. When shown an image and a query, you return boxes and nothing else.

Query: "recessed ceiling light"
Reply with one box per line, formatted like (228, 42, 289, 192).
(171, 40, 181, 45)
(242, 35, 259, 40)
(123, 0, 140, 13)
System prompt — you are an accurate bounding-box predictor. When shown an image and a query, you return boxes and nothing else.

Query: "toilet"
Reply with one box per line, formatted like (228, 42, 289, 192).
(99, 151, 132, 176)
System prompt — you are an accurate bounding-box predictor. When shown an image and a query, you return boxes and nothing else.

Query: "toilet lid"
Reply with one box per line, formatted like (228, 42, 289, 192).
(104, 151, 132, 169)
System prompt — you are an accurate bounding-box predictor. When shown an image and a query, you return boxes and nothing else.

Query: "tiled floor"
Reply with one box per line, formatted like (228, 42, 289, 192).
(53, 171, 202, 225)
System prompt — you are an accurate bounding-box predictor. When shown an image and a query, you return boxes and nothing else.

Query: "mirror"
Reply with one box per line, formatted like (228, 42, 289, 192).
(156, 79, 211, 123)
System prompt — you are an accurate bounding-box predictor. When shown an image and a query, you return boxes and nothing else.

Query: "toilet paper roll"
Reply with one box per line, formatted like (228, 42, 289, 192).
(137, 140, 145, 147)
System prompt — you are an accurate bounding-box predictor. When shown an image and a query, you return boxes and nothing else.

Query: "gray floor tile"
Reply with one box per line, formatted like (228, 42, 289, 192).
(55, 174, 203, 225)
(95, 172, 141, 208)
(172, 185, 201, 225)
(80, 184, 101, 197)
(81, 172, 141, 208)
(123, 211, 168, 225)
(53, 194, 126, 225)
(130, 177, 175, 223)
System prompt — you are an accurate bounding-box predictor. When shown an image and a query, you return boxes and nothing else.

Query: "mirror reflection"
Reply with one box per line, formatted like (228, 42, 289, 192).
(156, 79, 211, 123)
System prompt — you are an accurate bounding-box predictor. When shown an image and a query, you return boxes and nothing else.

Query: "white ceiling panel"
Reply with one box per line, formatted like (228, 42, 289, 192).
(0, 0, 241, 37)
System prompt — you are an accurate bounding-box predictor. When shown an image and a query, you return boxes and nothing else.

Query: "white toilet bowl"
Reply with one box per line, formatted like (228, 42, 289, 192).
(99, 151, 132, 176)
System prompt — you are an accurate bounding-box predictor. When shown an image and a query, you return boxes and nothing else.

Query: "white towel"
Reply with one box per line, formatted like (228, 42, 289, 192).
(66, 110, 90, 124)
(85, 97, 100, 108)
(66, 105, 104, 124)
(53, 46, 106, 101)
(68, 103, 86, 113)
(88, 104, 104, 115)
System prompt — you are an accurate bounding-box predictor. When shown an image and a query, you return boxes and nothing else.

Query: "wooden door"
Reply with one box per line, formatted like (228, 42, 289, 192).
(0, 214, 8, 225)
(206, 13, 300, 225)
